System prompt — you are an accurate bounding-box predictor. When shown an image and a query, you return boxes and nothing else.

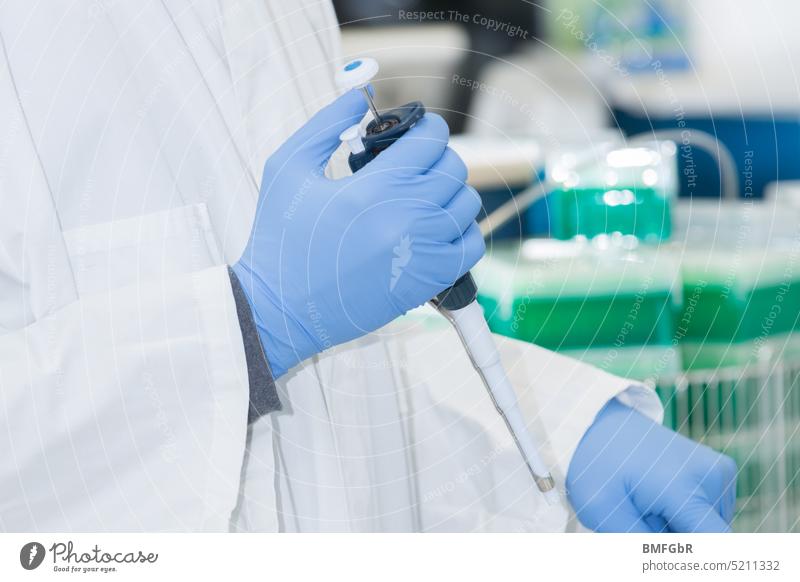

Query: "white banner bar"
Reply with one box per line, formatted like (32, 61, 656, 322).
(1, 533, 798, 581)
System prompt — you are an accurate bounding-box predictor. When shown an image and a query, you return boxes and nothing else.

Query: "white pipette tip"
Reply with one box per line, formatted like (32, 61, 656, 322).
(542, 485, 562, 506)
(534, 472, 561, 506)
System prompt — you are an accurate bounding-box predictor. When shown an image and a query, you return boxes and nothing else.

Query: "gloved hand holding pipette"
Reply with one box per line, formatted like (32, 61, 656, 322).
(235, 54, 730, 524)
(233, 89, 484, 378)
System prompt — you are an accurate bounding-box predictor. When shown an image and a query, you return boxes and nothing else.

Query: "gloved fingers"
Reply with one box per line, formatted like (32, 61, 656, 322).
(421, 223, 484, 289)
(663, 493, 732, 533)
(699, 453, 738, 523)
(364, 113, 450, 177)
(436, 185, 483, 241)
(607, 510, 659, 533)
(446, 221, 485, 277)
(574, 495, 658, 533)
(425, 145, 468, 187)
(721, 470, 737, 523)
(644, 513, 669, 533)
(597, 516, 656, 533)
(413, 147, 473, 207)
(267, 89, 368, 174)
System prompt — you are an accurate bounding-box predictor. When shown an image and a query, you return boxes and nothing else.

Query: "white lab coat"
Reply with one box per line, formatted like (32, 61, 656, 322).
(0, 0, 662, 532)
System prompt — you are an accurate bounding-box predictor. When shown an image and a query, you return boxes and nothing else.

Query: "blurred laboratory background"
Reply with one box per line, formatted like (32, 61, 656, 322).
(333, 0, 800, 532)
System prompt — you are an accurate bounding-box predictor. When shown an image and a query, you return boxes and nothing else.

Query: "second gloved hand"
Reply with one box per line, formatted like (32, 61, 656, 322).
(233, 90, 483, 377)
(567, 398, 738, 532)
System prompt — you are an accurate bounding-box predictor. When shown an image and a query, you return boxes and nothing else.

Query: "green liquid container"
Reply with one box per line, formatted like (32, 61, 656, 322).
(678, 249, 800, 369)
(550, 186, 672, 243)
(474, 239, 680, 353)
(546, 142, 678, 243)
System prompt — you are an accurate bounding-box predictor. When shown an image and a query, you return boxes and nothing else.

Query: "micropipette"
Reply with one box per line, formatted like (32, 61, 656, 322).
(336, 57, 559, 504)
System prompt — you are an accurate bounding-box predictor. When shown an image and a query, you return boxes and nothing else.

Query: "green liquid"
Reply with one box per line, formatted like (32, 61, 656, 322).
(549, 186, 672, 242)
(678, 281, 800, 346)
(478, 291, 675, 351)
(474, 244, 678, 351)
(677, 249, 800, 369)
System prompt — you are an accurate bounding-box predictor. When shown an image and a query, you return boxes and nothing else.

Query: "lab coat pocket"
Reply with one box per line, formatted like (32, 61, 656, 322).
(62, 203, 224, 296)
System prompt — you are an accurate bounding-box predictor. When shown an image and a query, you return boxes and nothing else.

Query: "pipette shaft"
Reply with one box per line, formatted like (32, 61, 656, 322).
(337, 55, 557, 504)
(435, 301, 559, 504)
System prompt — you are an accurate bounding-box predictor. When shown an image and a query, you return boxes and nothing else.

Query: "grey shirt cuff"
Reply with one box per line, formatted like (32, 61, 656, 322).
(227, 266, 282, 423)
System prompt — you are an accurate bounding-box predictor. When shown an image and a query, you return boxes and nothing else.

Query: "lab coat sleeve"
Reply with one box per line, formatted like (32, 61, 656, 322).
(0, 265, 250, 531)
(497, 334, 664, 480)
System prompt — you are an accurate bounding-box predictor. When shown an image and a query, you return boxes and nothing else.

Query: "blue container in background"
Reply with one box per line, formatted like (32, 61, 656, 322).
(613, 108, 800, 199)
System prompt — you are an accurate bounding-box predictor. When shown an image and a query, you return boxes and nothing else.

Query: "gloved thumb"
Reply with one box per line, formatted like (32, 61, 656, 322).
(664, 494, 731, 533)
(275, 89, 368, 170)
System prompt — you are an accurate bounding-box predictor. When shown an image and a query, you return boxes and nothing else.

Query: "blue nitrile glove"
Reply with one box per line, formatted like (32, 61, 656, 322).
(567, 398, 737, 532)
(232, 90, 483, 377)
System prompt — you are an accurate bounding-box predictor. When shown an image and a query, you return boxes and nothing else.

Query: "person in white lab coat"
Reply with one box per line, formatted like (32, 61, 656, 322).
(0, 0, 735, 532)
